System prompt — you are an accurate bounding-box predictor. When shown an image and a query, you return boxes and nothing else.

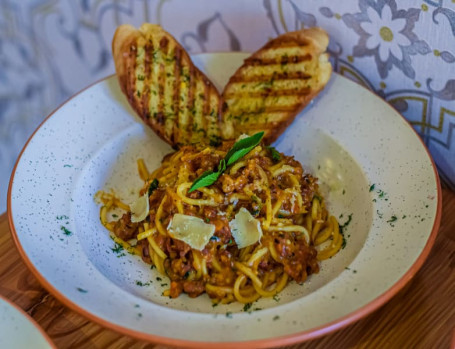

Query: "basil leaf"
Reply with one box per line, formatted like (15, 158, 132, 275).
(266, 146, 281, 162)
(148, 179, 159, 196)
(218, 158, 226, 173)
(225, 131, 264, 166)
(188, 131, 264, 192)
(188, 171, 221, 193)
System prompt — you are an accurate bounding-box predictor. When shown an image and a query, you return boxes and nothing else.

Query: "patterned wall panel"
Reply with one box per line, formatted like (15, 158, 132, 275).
(1, 0, 454, 212)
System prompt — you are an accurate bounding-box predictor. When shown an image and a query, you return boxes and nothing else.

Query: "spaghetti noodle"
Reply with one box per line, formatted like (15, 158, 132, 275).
(97, 141, 343, 304)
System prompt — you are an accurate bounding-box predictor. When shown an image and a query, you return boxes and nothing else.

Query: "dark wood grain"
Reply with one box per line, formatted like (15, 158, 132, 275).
(1, 188, 454, 349)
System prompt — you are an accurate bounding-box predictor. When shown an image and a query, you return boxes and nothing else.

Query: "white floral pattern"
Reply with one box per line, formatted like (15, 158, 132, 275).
(361, 5, 410, 62)
(0, 0, 454, 213)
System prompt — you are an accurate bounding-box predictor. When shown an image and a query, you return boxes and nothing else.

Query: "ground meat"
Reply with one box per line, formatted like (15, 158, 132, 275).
(113, 213, 138, 240)
(187, 152, 221, 175)
(218, 249, 233, 266)
(301, 174, 319, 209)
(220, 171, 248, 194)
(274, 233, 319, 283)
(165, 238, 191, 258)
(203, 206, 218, 219)
(215, 225, 232, 244)
(139, 239, 152, 264)
(188, 190, 202, 199)
(154, 233, 167, 252)
(171, 258, 192, 277)
(169, 281, 183, 298)
(182, 280, 205, 297)
(220, 174, 235, 194)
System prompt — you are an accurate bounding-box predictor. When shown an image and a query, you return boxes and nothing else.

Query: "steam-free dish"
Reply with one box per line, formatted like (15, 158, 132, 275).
(97, 134, 343, 304)
(8, 53, 441, 347)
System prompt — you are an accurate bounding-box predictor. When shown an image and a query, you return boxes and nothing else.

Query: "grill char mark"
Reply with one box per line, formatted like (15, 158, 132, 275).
(156, 36, 169, 127)
(187, 61, 196, 139)
(172, 47, 182, 143)
(262, 37, 309, 50)
(228, 104, 305, 115)
(228, 72, 312, 83)
(142, 41, 154, 120)
(201, 78, 210, 134)
(244, 53, 312, 66)
(125, 42, 137, 106)
(224, 87, 312, 99)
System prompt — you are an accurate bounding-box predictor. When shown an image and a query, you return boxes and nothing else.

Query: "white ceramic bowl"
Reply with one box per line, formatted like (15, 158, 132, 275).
(8, 53, 441, 348)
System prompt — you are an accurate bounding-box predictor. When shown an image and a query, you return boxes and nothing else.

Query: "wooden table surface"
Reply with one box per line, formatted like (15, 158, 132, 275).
(1, 188, 454, 349)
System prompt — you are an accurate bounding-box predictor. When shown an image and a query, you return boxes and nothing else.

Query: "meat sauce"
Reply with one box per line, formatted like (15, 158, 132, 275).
(113, 143, 320, 299)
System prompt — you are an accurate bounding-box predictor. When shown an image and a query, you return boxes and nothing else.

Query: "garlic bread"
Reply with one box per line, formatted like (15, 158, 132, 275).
(112, 23, 222, 148)
(220, 27, 332, 144)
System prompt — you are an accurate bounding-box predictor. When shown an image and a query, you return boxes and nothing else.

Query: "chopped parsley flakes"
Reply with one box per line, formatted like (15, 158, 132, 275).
(243, 303, 252, 312)
(60, 226, 72, 236)
(387, 215, 398, 226)
(136, 280, 152, 287)
(111, 242, 124, 254)
(266, 146, 281, 162)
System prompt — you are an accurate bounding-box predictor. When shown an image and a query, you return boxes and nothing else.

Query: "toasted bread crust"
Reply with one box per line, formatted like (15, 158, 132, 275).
(220, 27, 332, 144)
(112, 24, 222, 148)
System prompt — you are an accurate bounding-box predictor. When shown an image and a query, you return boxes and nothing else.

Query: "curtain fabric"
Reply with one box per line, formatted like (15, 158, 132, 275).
(1, 0, 454, 213)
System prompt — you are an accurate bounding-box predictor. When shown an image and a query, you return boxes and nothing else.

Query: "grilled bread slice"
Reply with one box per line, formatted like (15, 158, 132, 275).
(112, 23, 222, 148)
(220, 27, 332, 144)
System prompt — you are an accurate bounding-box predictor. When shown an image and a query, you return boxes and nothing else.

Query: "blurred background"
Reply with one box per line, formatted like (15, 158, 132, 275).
(1, 0, 454, 213)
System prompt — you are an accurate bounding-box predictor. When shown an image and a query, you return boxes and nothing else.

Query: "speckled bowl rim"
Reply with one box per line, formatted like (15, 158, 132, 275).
(8, 55, 442, 348)
(0, 295, 56, 348)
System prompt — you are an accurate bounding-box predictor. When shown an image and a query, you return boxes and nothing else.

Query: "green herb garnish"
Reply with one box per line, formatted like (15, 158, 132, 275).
(339, 214, 353, 235)
(111, 242, 124, 254)
(341, 236, 347, 249)
(60, 226, 72, 236)
(243, 303, 252, 312)
(387, 215, 398, 225)
(224, 132, 264, 166)
(188, 171, 222, 193)
(188, 132, 264, 193)
(266, 146, 281, 162)
(148, 179, 159, 196)
(378, 190, 386, 198)
(313, 194, 322, 202)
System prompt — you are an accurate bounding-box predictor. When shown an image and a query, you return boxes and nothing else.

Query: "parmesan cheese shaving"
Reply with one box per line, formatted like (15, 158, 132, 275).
(130, 193, 149, 223)
(167, 214, 216, 250)
(229, 207, 263, 249)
